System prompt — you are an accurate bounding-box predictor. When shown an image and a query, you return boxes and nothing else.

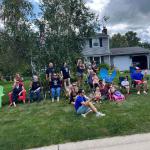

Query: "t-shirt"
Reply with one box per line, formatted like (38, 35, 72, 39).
(77, 66, 84, 74)
(121, 80, 129, 86)
(74, 95, 87, 111)
(50, 78, 61, 88)
(46, 67, 55, 78)
(31, 81, 41, 91)
(132, 72, 143, 80)
(61, 66, 70, 77)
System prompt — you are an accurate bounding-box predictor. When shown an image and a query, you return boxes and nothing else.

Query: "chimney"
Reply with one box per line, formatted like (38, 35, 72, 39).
(102, 26, 107, 35)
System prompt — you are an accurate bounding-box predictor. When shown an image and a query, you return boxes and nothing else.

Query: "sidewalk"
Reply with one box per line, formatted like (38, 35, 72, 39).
(28, 133, 150, 150)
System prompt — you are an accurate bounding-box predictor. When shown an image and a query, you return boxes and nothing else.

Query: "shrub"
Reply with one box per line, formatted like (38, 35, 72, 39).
(98, 63, 110, 70)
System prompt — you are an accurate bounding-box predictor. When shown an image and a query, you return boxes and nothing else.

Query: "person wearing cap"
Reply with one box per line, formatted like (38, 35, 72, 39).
(50, 73, 61, 102)
(74, 89, 105, 117)
(132, 67, 148, 95)
(29, 75, 41, 103)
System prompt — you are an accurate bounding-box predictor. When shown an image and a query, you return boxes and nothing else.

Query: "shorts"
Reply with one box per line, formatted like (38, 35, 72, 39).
(77, 105, 91, 114)
(77, 72, 83, 77)
(63, 75, 70, 80)
(135, 80, 144, 85)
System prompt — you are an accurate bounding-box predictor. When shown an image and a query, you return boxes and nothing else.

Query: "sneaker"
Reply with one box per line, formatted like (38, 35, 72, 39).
(96, 112, 106, 117)
(143, 91, 147, 94)
(137, 91, 140, 95)
(52, 98, 54, 102)
(81, 114, 86, 118)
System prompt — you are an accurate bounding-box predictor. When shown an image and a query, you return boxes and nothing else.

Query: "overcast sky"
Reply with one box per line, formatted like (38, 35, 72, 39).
(1, 0, 150, 42)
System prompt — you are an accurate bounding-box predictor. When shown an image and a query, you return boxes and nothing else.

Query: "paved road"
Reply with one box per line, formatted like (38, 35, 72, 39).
(28, 133, 150, 150)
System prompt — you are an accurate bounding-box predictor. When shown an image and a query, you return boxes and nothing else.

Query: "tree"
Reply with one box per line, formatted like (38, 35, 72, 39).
(110, 33, 128, 48)
(0, 0, 33, 75)
(125, 31, 140, 47)
(39, 0, 97, 71)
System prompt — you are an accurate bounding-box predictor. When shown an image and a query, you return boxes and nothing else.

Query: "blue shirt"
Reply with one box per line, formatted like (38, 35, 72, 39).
(74, 95, 87, 111)
(132, 72, 143, 80)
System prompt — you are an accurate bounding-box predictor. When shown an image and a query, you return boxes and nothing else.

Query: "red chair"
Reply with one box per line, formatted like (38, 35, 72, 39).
(8, 90, 26, 104)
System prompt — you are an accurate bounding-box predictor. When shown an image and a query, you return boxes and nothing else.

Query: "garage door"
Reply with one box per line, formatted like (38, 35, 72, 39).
(113, 56, 132, 71)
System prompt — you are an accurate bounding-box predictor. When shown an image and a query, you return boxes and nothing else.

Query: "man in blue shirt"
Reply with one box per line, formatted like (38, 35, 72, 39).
(132, 67, 148, 95)
(75, 89, 105, 117)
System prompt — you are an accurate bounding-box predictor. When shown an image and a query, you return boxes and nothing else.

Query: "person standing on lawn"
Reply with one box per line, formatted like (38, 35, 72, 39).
(46, 62, 55, 81)
(61, 62, 71, 90)
(74, 89, 105, 117)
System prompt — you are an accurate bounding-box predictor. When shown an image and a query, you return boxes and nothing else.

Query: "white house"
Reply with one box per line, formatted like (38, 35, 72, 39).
(82, 31, 150, 71)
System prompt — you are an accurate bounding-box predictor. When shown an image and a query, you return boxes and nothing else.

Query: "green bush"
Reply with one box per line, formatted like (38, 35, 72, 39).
(98, 63, 110, 70)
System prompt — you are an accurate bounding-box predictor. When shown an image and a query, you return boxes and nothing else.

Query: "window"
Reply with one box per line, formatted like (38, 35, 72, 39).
(99, 38, 103, 47)
(93, 43, 99, 46)
(89, 38, 92, 48)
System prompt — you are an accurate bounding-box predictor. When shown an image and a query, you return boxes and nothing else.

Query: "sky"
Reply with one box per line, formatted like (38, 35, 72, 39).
(1, 0, 150, 42)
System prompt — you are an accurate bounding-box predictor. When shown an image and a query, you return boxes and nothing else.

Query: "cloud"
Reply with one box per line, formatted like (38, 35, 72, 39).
(86, 0, 150, 42)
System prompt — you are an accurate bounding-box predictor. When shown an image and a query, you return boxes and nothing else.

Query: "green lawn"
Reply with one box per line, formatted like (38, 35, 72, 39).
(0, 81, 150, 150)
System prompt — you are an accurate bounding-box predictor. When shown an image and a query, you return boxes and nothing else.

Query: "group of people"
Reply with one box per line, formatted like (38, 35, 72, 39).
(8, 60, 148, 118)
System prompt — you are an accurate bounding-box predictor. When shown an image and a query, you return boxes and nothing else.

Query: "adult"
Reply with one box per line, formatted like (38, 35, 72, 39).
(14, 73, 24, 86)
(74, 89, 105, 117)
(61, 62, 71, 90)
(50, 73, 61, 102)
(132, 67, 148, 95)
(87, 65, 94, 90)
(76, 59, 85, 87)
(69, 82, 78, 105)
(92, 60, 98, 73)
(10, 80, 25, 107)
(46, 62, 55, 81)
(29, 75, 41, 102)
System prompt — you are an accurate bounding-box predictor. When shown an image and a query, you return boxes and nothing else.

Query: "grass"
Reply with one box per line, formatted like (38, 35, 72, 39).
(0, 80, 150, 150)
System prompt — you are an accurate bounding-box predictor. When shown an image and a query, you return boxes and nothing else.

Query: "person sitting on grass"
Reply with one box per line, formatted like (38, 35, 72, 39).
(121, 76, 130, 94)
(10, 80, 25, 107)
(108, 83, 125, 101)
(132, 67, 148, 95)
(50, 73, 61, 102)
(93, 86, 101, 102)
(74, 89, 105, 117)
(29, 75, 41, 103)
(92, 72, 99, 90)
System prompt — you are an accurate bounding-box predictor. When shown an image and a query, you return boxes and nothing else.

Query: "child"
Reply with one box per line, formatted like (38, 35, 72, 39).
(108, 83, 125, 102)
(92, 72, 99, 89)
(94, 86, 101, 102)
(121, 76, 130, 94)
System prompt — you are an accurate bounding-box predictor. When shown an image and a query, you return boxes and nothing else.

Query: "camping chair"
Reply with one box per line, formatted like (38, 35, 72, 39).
(0, 86, 4, 108)
(8, 90, 26, 105)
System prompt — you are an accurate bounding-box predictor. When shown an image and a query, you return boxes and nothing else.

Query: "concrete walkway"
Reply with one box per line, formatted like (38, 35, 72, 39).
(28, 133, 150, 150)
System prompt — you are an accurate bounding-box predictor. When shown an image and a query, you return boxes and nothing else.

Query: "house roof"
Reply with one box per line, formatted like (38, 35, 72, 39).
(110, 47, 150, 55)
(82, 47, 110, 56)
